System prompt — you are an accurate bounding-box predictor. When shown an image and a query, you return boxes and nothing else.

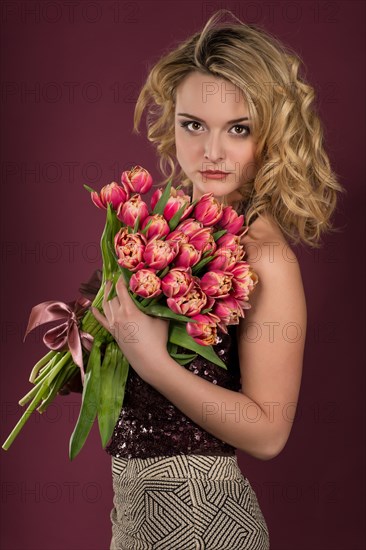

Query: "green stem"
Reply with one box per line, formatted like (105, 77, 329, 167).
(2, 382, 49, 451)
(19, 353, 62, 406)
(29, 350, 58, 383)
(81, 282, 110, 336)
(33, 353, 61, 385)
(18, 378, 48, 406)
(44, 352, 72, 387)
(38, 363, 79, 413)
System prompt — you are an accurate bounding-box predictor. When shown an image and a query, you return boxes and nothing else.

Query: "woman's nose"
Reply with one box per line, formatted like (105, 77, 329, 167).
(203, 133, 225, 162)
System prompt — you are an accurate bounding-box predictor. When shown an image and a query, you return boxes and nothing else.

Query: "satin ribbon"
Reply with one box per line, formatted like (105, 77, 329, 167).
(23, 295, 94, 384)
(78, 268, 102, 301)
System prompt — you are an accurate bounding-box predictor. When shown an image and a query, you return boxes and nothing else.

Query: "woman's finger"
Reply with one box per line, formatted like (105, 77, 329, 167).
(91, 305, 110, 332)
(115, 275, 137, 313)
(103, 280, 113, 306)
(114, 275, 129, 301)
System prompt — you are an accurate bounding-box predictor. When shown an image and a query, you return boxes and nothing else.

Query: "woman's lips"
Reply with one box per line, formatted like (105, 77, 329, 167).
(200, 171, 230, 179)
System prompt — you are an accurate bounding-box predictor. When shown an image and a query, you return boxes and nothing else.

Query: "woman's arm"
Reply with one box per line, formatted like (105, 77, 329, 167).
(143, 214, 307, 461)
(237, 213, 307, 455)
(144, 354, 282, 460)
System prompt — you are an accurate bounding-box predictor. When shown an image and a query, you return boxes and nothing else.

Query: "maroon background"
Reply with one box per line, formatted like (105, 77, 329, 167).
(1, 1, 365, 549)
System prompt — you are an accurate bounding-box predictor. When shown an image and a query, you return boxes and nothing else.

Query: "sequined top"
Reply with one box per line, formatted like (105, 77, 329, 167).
(105, 324, 242, 459)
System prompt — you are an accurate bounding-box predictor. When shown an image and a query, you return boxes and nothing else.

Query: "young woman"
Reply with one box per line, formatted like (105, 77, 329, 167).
(87, 9, 344, 550)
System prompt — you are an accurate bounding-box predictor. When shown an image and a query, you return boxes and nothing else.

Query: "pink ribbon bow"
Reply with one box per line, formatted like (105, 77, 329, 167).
(23, 296, 94, 384)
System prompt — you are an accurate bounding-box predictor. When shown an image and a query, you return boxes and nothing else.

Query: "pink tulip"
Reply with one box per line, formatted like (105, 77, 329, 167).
(230, 262, 259, 301)
(143, 238, 179, 270)
(164, 188, 195, 221)
(175, 218, 203, 237)
(201, 232, 217, 255)
(211, 295, 245, 328)
(121, 165, 153, 194)
(141, 214, 170, 240)
(167, 278, 212, 317)
(114, 227, 146, 272)
(150, 187, 194, 221)
(150, 188, 162, 211)
(216, 233, 245, 262)
(161, 267, 194, 298)
(193, 193, 224, 226)
(200, 270, 234, 298)
(173, 243, 202, 269)
(188, 227, 213, 252)
(186, 313, 221, 346)
(129, 269, 162, 298)
(117, 194, 149, 228)
(165, 230, 190, 245)
(217, 205, 245, 235)
(206, 246, 234, 271)
(91, 181, 129, 211)
(216, 232, 239, 251)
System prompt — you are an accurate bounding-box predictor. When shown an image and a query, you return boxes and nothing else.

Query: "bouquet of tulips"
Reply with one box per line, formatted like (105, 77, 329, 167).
(2, 165, 258, 460)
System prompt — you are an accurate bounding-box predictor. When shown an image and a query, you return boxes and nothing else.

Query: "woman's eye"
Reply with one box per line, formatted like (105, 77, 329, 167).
(231, 125, 251, 137)
(179, 121, 202, 132)
(179, 121, 251, 137)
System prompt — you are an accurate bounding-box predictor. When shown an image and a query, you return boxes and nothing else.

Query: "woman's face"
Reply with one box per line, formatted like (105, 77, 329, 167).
(174, 71, 257, 205)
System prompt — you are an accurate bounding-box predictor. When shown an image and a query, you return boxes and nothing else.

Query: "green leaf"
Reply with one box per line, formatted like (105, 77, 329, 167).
(170, 352, 197, 360)
(133, 215, 140, 233)
(101, 204, 121, 281)
(168, 202, 189, 231)
(152, 181, 172, 216)
(170, 352, 198, 366)
(98, 344, 130, 448)
(212, 229, 227, 241)
(119, 266, 133, 284)
(140, 217, 153, 235)
(168, 323, 227, 370)
(167, 342, 178, 355)
(143, 303, 200, 323)
(157, 266, 170, 278)
(69, 338, 102, 460)
(191, 255, 215, 275)
(140, 296, 154, 307)
(83, 184, 97, 194)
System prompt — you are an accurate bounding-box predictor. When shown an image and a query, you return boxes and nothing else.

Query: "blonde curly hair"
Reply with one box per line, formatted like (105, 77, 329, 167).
(133, 9, 346, 248)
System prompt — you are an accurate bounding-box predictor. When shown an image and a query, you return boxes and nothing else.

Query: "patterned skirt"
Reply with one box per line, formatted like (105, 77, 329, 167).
(109, 454, 269, 550)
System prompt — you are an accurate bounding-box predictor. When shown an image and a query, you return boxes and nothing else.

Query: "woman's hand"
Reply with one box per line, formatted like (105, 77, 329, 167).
(90, 276, 170, 381)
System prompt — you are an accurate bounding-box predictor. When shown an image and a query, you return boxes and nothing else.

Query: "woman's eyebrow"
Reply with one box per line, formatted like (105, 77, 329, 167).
(177, 113, 251, 123)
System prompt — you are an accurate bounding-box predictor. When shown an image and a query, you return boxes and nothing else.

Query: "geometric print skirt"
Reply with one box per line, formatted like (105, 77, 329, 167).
(109, 454, 270, 550)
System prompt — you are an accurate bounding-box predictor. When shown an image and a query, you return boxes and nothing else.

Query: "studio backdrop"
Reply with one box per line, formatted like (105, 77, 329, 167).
(1, 1, 364, 549)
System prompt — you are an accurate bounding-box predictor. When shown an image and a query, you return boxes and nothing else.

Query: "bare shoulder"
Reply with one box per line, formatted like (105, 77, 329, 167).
(239, 210, 307, 330)
(241, 210, 296, 264)
(240, 211, 304, 292)
(236, 211, 307, 457)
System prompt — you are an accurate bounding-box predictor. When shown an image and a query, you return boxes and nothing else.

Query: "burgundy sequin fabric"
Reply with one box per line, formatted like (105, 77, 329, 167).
(105, 324, 242, 459)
